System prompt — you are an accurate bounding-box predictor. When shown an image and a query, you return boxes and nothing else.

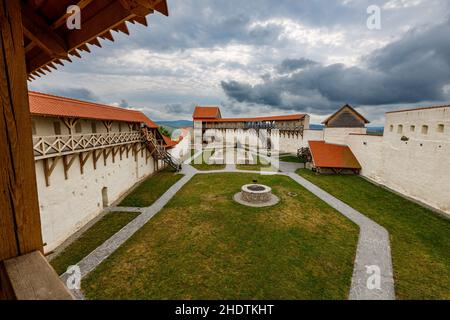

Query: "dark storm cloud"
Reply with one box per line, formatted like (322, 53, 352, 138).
(222, 19, 450, 115)
(129, 0, 363, 51)
(42, 87, 100, 102)
(276, 58, 319, 74)
(165, 103, 196, 114)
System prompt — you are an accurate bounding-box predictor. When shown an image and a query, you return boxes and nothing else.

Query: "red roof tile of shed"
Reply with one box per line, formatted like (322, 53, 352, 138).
(309, 141, 361, 169)
(29, 91, 158, 128)
(193, 106, 304, 122)
(193, 106, 222, 120)
(207, 114, 305, 122)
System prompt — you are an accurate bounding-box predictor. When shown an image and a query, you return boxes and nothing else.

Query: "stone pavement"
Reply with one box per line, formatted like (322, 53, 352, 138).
(285, 173, 395, 300)
(62, 157, 395, 300)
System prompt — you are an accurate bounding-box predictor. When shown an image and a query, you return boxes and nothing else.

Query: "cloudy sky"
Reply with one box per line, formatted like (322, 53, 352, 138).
(30, 0, 450, 125)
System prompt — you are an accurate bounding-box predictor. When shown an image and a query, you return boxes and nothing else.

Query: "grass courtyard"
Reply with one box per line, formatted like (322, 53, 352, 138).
(82, 173, 359, 300)
(119, 168, 184, 207)
(50, 212, 139, 275)
(297, 169, 450, 300)
(191, 149, 226, 171)
(235, 154, 276, 171)
(279, 154, 306, 164)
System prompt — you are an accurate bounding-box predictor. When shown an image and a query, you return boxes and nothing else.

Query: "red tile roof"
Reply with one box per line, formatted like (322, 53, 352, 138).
(309, 141, 361, 169)
(193, 106, 222, 120)
(193, 106, 304, 122)
(162, 134, 184, 149)
(206, 114, 305, 122)
(29, 91, 158, 128)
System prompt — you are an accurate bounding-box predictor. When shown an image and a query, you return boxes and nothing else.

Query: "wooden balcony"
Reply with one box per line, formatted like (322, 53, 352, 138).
(33, 131, 143, 160)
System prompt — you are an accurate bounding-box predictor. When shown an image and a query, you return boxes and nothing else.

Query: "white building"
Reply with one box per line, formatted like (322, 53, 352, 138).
(193, 104, 450, 217)
(29, 92, 189, 252)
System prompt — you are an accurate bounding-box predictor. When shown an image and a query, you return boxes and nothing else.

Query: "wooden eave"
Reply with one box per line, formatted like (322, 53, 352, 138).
(22, 0, 169, 78)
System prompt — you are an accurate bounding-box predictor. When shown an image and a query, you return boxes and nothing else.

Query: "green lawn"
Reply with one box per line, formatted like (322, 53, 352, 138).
(50, 212, 139, 275)
(119, 168, 184, 207)
(236, 154, 278, 172)
(297, 169, 450, 300)
(83, 173, 358, 300)
(279, 154, 306, 164)
(191, 149, 226, 171)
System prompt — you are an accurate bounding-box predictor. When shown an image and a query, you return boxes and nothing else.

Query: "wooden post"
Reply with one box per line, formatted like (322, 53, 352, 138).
(0, 0, 43, 297)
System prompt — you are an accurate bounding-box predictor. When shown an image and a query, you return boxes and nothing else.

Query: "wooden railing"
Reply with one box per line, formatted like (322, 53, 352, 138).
(33, 131, 143, 160)
(142, 128, 181, 171)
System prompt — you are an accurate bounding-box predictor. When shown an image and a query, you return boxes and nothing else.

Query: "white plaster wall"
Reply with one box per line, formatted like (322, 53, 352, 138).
(384, 107, 450, 143)
(348, 121, 450, 216)
(324, 127, 367, 145)
(36, 147, 156, 253)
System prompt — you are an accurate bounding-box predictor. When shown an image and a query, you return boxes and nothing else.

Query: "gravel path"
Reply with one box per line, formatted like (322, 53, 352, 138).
(62, 159, 395, 300)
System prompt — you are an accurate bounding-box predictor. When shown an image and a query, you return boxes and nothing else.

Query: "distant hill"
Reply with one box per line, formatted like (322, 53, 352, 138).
(367, 126, 384, 135)
(156, 120, 193, 128)
(156, 121, 384, 135)
(309, 124, 325, 130)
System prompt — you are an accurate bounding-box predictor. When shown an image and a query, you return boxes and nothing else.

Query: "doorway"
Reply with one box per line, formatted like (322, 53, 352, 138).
(102, 187, 109, 208)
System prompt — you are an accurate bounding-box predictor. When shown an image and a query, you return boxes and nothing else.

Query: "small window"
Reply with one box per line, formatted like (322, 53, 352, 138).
(91, 122, 97, 134)
(389, 125, 394, 132)
(118, 122, 122, 132)
(31, 121, 36, 135)
(397, 125, 403, 134)
(410, 125, 415, 132)
(421, 125, 429, 135)
(75, 122, 82, 134)
(53, 121, 61, 135)
(437, 124, 444, 133)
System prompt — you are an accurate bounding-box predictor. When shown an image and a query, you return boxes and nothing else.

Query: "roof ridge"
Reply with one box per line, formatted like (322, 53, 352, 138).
(29, 91, 143, 114)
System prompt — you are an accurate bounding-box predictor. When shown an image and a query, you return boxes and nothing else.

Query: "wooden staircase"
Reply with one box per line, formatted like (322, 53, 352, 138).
(142, 128, 182, 171)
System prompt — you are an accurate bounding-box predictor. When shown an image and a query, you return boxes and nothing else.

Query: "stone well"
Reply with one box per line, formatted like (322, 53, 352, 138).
(234, 184, 280, 207)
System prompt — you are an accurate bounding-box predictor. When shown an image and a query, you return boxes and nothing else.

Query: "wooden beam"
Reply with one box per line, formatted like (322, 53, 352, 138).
(132, 143, 138, 161)
(4, 251, 74, 300)
(51, 0, 95, 30)
(112, 146, 119, 163)
(103, 148, 112, 166)
(93, 149, 102, 170)
(0, 0, 43, 271)
(79, 151, 92, 174)
(67, 0, 147, 51)
(43, 158, 60, 187)
(103, 120, 112, 133)
(21, 4, 68, 58)
(62, 155, 77, 180)
(123, 0, 168, 16)
(119, 146, 125, 160)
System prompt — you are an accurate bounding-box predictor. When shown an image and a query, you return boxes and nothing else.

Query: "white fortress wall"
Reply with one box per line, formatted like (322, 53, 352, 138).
(347, 107, 450, 216)
(33, 116, 159, 252)
(36, 148, 156, 253)
(323, 127, 367, 145)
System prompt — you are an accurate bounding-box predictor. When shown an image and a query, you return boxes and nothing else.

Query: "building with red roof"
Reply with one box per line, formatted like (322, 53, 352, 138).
(29, 91, 158, 129)
(308, 141, 361, 174)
